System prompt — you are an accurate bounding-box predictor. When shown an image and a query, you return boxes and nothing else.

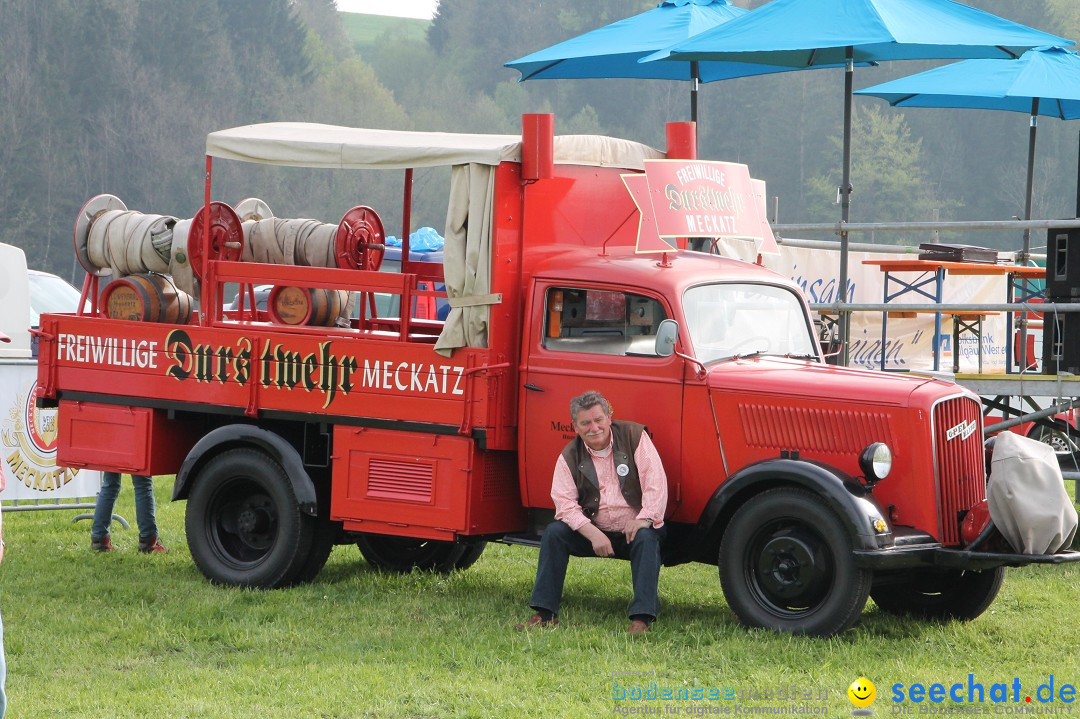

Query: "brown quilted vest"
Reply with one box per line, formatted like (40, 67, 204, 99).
(560, 420, 646, 518)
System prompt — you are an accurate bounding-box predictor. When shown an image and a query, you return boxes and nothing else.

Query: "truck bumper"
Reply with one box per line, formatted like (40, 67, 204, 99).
(854, 545, 1080, 571)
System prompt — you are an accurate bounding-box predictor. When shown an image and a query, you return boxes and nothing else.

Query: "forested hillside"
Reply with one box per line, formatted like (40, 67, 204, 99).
(2, 0, 1079, 280)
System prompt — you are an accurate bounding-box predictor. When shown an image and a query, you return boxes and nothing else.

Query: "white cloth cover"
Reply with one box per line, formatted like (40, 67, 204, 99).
(205, 123, 663, 171)
(988, 431, 1077, 554)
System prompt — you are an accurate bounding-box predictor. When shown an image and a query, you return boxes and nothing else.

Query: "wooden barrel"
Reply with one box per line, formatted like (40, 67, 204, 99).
(102, 273, 193, 323)
(309, 288, 346, 326)
(268, 286, 346, 326)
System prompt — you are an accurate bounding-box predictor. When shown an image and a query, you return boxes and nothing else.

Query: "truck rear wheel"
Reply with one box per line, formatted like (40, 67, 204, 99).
(356, 535, 482, 573)
(186, 448, 315, 588)
(719, 488, 871, 636)
(453, 542, 487, 571)
(292, 516, 339, 584)
(871, 567, 1004, 621)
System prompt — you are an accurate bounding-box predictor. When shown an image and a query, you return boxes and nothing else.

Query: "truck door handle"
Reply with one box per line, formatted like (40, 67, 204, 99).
(524, 383, 544, 392)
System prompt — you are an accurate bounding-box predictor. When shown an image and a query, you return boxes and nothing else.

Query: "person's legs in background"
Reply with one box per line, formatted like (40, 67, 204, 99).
(90, 471, 122, 551)
(131, 475, 165, 553)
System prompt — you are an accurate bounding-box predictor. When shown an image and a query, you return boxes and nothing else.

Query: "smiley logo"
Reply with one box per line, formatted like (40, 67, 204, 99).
(848, 677, 877, 708)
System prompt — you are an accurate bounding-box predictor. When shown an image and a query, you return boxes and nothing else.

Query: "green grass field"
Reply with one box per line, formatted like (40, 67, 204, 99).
(339, 12, 430, 51)
(2, 477, 1079, 718)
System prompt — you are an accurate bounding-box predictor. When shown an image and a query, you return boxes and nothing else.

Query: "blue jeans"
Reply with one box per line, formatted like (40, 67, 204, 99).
(529, 520, 666, 620)
(91, 473, 158, 541)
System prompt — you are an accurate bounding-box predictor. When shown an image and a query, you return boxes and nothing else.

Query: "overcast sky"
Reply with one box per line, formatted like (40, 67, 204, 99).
(335, 0, 439, 19)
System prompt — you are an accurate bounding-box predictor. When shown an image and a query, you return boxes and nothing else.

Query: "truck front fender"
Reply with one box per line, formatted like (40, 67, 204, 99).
(697, 458, 891, 561)
(172, 424, 318, 516)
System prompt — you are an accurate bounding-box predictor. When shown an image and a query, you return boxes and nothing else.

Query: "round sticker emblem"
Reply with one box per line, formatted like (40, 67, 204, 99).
(616, 463, 630, 477)
(24, 380, 58, 455)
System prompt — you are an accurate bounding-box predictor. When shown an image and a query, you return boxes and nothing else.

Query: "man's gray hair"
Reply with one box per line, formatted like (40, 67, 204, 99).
(570, 390, 612, 421)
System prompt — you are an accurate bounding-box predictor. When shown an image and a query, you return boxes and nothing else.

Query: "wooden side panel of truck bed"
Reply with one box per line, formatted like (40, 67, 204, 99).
(38, 314, 506, 449)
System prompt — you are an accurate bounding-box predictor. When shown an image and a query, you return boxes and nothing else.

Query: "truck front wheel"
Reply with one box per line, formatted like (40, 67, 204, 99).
(186, 448, 315, 588)
(719, 488, 871, 636)
(870, 567, 1004, 621)
(356, 535, 484, 573)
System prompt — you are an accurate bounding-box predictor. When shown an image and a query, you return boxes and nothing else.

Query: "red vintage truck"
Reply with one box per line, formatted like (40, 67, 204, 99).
(36, 115, 1077, 636)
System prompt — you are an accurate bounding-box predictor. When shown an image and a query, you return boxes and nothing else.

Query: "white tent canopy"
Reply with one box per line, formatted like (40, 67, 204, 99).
(205, 122, 664, 354)
(206, 122, 663, 170)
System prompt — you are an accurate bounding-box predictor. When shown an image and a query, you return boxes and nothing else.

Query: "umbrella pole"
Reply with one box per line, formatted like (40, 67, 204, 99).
(1076, 127, 1079, 218)
(1021, 98, 1039, 263)
(691, 60, 700, 128)
(838, 48, 854, 366)
(1015, 99, 1039, 371)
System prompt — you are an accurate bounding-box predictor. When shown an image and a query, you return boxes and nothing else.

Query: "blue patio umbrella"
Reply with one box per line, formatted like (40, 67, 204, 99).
(857, 47, 1080, 252)
(505, 0, 852, 126)
(642, 0, 1070, 361)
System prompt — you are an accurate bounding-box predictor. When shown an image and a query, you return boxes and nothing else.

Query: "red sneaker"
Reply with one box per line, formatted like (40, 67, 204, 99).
(138, 536, 167, 553)
(90, 535, 114, 552)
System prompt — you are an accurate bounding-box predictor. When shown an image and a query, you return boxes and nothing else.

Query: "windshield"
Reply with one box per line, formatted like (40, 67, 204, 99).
(28, 272, 84, 325)
(683, 283, 818, 364)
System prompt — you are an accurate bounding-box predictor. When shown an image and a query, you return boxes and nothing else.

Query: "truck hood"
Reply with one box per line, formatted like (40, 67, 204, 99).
(703, 357, 979, 495)
(705, 357, 948, 406)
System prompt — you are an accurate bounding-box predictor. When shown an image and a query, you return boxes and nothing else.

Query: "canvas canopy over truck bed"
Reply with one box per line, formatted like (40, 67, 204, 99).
(205, 122, 663, 170)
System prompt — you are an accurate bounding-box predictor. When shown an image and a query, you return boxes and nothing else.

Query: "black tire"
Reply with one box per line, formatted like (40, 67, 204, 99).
(356, 534, 470, 573)
(291, 473, 339, 585)
(453, 542, 487, 571)
(871, 567, 1004, 621)
(719, 488, 871, 636)
(292, 517, 339, 584)
(1029, 425, 1080, 468)
(186, 448, 315, 588)
(1030, 424, 1079, 453)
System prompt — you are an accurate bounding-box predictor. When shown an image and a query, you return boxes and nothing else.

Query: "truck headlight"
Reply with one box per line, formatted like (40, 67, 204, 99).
(859, 442, 892, 482)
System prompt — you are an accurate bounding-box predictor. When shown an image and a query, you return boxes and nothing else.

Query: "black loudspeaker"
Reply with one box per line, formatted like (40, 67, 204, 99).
(1045, 228, 1080, 298)
(1042, 309, 1080, 375)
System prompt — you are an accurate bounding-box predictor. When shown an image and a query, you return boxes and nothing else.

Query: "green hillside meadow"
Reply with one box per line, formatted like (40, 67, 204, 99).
(340, 11, 430, 50)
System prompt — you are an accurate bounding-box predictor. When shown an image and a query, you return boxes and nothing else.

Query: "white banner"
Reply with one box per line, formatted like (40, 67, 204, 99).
(1, 360, 100, 501)
(713, 239, 1009, 372)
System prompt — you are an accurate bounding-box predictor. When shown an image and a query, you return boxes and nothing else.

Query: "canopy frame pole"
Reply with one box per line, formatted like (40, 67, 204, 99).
(402, 167, 414, 275)
(838, 47, 855, 365)
(1017, 98, 1040, 371)
(690, 60, 700, 128)
(1021, 97, 1039, 263)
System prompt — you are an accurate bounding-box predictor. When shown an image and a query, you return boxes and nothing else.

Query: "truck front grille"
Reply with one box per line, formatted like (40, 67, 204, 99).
(932, 395, 986, 546)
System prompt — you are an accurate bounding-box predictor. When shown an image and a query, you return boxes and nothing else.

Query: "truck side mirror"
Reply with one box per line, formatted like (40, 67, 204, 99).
(655, 319, 678, 357)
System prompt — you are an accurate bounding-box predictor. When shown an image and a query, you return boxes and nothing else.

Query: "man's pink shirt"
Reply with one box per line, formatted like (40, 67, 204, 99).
(551, 431, 668, 533)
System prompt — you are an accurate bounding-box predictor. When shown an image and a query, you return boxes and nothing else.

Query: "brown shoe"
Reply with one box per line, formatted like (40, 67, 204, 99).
(628, 619, 651, 636)
(514, 613, 558, 631)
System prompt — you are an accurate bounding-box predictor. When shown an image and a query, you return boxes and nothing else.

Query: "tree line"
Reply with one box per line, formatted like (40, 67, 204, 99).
(2, 0, 1078, 280)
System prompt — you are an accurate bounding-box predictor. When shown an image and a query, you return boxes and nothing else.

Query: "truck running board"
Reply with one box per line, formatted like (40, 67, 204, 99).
(499, 534, 542, 548)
